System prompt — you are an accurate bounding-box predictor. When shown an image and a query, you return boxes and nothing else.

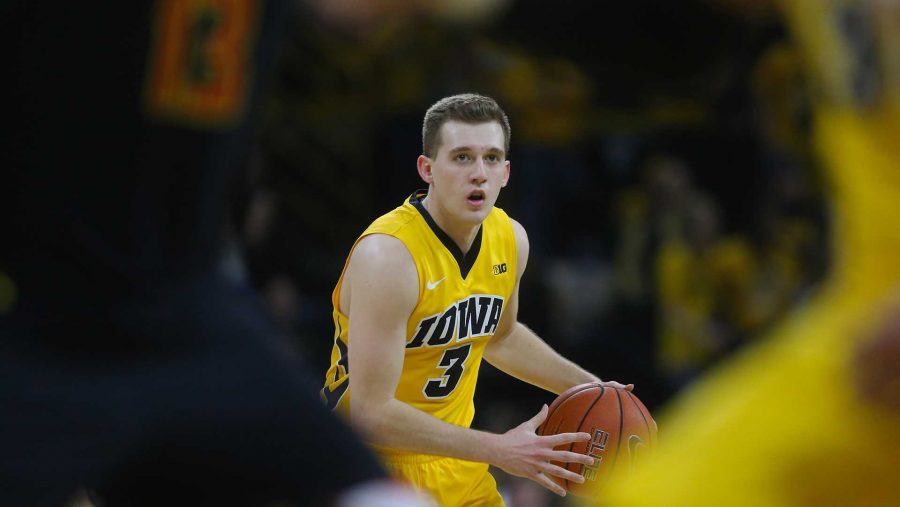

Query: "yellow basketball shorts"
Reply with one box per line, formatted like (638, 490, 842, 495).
(381, 453, 505, 507)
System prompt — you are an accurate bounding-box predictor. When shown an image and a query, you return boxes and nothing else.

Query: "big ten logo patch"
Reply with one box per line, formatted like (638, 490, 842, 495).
(406, 295, 505, 349)
(492, 263, 507, 275)
(583, 428, 610, 482)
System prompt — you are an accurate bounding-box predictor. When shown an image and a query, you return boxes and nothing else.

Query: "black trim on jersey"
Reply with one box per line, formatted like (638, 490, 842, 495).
(322, 378, 349, 412)
(409, 190, 482, 279)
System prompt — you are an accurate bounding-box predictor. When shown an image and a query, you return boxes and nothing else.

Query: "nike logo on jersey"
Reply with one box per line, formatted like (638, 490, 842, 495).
(426, 277, 446, 290)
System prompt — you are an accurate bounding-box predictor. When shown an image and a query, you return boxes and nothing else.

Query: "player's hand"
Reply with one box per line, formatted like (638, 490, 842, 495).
(598, 379, 634, 391)
(491, 404, 595, 497)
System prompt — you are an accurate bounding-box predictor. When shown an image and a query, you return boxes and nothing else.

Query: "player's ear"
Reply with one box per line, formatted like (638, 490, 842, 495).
(417, 155, 434, 184)
(501, 160, 510, 188)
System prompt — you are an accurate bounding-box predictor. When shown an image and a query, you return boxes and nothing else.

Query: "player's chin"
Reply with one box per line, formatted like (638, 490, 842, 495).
(460, 207, 490, 224)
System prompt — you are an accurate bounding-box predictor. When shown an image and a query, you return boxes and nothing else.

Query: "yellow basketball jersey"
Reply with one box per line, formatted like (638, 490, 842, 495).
(595, 2, 900, 506)
(321, 191, 518, 452)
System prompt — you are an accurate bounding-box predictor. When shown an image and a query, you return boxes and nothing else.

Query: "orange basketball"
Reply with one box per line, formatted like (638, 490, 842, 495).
(537, 383, 657, 496)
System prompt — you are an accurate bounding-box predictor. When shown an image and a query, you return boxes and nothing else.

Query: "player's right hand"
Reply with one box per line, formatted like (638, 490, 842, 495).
(490, 404, 595, 497)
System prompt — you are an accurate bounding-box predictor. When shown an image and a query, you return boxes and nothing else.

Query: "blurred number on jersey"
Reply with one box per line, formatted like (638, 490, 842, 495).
(144, 0, 259, 127)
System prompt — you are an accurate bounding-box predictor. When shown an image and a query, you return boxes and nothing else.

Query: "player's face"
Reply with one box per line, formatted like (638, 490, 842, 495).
(418, 120, 510, 227)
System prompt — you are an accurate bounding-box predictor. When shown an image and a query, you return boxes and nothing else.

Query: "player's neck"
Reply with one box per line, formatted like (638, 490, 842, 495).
(421, 196, 480, 255)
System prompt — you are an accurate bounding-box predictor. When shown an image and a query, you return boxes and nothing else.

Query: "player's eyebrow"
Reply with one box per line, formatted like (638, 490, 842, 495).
(447, 146, 506, 157)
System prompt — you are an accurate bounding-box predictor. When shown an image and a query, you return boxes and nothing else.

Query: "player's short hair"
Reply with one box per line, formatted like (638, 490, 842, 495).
(422, 93, 511, 158)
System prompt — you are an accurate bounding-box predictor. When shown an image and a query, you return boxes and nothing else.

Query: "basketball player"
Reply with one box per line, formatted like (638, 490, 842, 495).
(0, 1, 428, 505)
(320, 93, 633, 505)
(598, 1, 900, 505)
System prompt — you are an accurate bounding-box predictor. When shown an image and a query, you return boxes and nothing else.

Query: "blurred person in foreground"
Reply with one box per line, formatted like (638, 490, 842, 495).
(593, 0, 900, 505)
(320, 93, 632, 506)
(0, 1, 430, 505)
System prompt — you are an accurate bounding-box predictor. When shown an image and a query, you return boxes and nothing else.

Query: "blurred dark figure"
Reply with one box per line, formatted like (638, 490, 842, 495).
(0, 1, 430, 506)
(602, 154, 699, 407)
(654, 194, 752, 390)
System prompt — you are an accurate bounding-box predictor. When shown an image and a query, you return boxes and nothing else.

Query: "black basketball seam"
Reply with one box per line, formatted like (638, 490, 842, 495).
(540, 382, 599, 435)
(627, 391, 652, 445)
(607, 388, 624, 477)
(544, 417, 565, 438)
(565, 385, 605, 492)
(550, 383, 599, 414)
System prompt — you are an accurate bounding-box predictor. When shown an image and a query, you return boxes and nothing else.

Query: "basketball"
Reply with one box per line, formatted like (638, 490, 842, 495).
(537, 383, 657, 497)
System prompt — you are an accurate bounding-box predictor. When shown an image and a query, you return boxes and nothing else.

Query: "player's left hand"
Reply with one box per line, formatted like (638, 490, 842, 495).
(598, 380, 634, 392)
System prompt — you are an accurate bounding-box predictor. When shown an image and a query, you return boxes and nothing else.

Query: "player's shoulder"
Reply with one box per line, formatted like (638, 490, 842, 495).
(507, 216, 527, 243)
(487, 206, 525, 235)
(364, 200, 419, 237)
(348, 233, 418, 294)
(346, 233, 419, 311)
(492, 207, 528, 249)
(352, 232, 414, 269)
(489, 207, 529, 272)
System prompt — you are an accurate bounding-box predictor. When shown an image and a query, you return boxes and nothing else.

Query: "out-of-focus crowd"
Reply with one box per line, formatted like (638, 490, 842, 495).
(229, 1, 828, 422)
(119, 15, 828, 502)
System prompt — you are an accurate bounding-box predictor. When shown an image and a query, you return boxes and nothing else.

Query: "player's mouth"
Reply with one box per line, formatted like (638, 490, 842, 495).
(467, 190, 486, 207)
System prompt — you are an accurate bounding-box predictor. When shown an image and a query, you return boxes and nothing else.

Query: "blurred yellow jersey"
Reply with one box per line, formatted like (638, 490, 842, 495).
(321, 191, 517, 455)
(595, 1, 900, 506)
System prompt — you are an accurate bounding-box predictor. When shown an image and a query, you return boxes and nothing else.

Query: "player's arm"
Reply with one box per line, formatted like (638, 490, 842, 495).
(484, 219, 632, 394)
(345, 233, 593, 497)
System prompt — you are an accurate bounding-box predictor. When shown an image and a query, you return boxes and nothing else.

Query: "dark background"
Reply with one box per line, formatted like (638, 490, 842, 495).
(235, 0, 829, 502)
(241, 0, 825, 401)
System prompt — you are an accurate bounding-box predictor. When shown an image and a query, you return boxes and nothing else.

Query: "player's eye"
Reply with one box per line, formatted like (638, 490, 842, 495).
(485, 154, 499, 163)
(455, 153, 471, 162)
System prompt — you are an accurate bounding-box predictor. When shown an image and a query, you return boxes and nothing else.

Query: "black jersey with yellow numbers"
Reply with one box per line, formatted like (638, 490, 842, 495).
(322, 191, 518, 455)
(0, 3, 395, 505)
(1, 0, 289, 304)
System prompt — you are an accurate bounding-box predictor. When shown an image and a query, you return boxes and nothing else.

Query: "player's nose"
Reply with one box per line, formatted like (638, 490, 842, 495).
(471, 159, 488, 182)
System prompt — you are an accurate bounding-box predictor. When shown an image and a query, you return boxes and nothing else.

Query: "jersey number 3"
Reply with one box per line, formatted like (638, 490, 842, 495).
(423, 344, 472, 399)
